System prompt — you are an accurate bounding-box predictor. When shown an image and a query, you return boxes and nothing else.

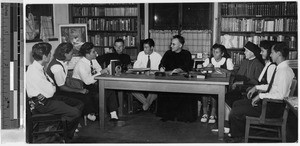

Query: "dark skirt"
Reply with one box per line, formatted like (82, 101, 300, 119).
(85, 83, 119, 113)
(56, 91, 98, 115)
(156, 92, 198, 122)
(225, 89, 244, 108)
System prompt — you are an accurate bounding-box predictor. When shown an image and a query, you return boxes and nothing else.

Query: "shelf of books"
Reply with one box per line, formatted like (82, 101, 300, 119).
(69, 4, 140, 59)
(219, 2, 297, 65)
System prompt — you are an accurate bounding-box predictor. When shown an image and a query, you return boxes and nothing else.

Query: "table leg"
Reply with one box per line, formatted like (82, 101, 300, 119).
(218, 86, 226, 140)
(99, 81, 105, 129)
(118, 91, 124, 117)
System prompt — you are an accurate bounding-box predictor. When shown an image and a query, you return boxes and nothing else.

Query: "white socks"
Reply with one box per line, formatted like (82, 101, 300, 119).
(87, 114, 96, 121)
(142, 103, 150, 111)
(110, 111, 118, 119)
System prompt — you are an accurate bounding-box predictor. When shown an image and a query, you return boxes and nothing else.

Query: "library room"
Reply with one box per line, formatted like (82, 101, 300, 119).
(1, 0, 298, 144)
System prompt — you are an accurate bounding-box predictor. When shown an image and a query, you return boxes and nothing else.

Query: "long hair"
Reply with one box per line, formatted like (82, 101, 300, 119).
(53, 43, 73, 60)
(259, 40, 277, 61)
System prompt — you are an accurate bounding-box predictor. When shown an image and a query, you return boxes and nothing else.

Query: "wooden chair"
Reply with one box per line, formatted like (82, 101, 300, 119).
(244, 78, 297, 143)
(26, 97, 68, 143)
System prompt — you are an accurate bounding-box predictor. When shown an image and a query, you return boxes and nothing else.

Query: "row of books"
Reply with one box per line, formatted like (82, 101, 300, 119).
(74, 18, 137, 31)
(221, 2, 297, 16)
(230, 50, 297, 62)
(89, 35, 136, 47)
(72, 7, 138, 17)
(221, 18, 297, 32)
(288, 51, 297, 60)
(221, 34, 297, 49)
(230, 52, 245, 65)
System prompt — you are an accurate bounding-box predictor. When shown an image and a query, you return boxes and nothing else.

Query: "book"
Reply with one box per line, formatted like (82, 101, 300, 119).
(109, 60, 121, 75)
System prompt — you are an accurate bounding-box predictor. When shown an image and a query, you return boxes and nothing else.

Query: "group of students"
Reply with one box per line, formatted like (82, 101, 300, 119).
(26, 34, 294, 142)
(26, 39, 128, 141)
(197, 39, 294, 142)
(225, 41, 295, 142)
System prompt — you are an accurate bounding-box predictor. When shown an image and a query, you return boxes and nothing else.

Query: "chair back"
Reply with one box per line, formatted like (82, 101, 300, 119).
(289, 78, 297, 97)
(26, 96, 33, 143)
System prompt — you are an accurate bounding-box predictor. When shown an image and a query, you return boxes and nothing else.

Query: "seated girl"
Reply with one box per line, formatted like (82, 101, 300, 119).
(200, 44, 234, 123)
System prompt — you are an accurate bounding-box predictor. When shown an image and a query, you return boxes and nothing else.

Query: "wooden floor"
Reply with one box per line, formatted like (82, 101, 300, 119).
(69, 111, 298, 143)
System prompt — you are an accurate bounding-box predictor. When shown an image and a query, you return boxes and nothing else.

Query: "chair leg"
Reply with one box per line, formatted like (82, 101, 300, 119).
(84, 115, 87, 126)
(281, 125, 286, 142)
(62, 120, 68, 143)
(154, 98, 158, 114)
(277, 127, 281, 139)
(27, 121, 33, 143)
(127, 93, 133, 114)
(245, 120, 250, 143)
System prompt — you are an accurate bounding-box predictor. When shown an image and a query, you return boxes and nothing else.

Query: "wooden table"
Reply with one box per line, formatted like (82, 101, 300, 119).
(95, 73, 230, 140)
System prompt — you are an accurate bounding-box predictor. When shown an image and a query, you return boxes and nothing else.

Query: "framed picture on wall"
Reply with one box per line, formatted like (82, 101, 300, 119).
(59, 24, 88, 69)
(59, 24, 88, 55)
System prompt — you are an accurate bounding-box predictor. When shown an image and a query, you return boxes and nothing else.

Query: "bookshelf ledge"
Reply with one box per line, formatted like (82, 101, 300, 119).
(26, 38, 58, 43)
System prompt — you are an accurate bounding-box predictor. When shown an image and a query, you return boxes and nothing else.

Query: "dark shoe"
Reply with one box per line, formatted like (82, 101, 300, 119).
(148, 103, 156, 113)
(224, 137, 244, 143)
(160, 118, 168, 122)
(160, 117, 174, 122)
(109, 118, 119, 122)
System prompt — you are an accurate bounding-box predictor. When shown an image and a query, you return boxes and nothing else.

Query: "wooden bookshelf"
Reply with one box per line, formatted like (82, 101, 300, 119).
(218, 2, 297, 65)
(69, 4, 141, 60)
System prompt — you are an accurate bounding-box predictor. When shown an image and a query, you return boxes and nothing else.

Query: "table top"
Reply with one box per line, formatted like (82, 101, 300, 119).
(285, 96, 298, 109)
(95, 72, 230, 85)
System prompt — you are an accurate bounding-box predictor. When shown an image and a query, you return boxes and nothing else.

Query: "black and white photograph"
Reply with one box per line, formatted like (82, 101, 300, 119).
(0, 0, 298, 144)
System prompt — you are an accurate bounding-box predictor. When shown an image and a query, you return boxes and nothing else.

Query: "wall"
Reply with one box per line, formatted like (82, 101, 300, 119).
(25, 4, 69, 65)
(26, 3, 220, 65)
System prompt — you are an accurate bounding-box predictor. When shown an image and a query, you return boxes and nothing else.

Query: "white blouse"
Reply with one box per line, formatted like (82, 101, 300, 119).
(202, 57, 234, 70)
(72, 57, 102, 85)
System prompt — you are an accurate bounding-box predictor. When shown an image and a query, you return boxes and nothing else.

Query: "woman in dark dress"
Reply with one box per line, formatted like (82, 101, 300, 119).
(156, 35, 197, 122)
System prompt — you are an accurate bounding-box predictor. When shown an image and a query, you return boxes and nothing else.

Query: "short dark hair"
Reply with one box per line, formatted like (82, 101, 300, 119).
(53, 43, 73, 60)
(32, 42, 52, 61)
(260, 40, 277, 61)
(173, 35, 185, 46)
(211, 43, 230, 58)
(143, 38, 155, 47)
(115, 38, 124, 45)
(272, 42, 289, 58)
(79, 42, 94, 57)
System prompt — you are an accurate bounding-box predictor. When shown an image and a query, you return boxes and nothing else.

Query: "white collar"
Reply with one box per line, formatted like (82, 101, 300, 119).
(56, 59, 67, 65)
(143, 52, 154, 56)
(265, 61, 271, 66)
(82, 57, 91, 64)
(248, 56, 256, 60)
(32, 60, 44, 71)
(212, 57, 226, 64)
(276, 60, 289, 70)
